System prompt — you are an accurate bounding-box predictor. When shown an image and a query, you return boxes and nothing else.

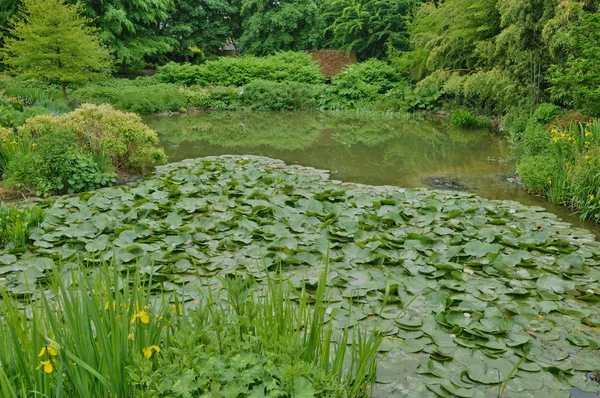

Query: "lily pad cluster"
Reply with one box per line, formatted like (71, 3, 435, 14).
(1, 155, 600, 397)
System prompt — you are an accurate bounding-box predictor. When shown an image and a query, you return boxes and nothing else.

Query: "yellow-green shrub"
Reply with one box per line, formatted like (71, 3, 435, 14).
(18, 104, 167, 172)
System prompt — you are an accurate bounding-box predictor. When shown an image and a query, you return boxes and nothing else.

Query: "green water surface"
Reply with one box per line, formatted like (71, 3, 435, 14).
(144, 111, 600, 238)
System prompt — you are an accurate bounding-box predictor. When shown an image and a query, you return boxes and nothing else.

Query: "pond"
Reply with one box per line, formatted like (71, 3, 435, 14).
(2, 154, 600, 397)
(145, 111, 600, 238)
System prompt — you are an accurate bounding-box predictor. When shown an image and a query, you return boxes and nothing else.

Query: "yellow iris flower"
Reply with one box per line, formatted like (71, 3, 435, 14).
(143, 345, 160, 358)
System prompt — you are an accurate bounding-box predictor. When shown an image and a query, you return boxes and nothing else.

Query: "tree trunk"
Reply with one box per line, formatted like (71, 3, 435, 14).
(121, 58, 127, 75)
(61, 82, 67, 100)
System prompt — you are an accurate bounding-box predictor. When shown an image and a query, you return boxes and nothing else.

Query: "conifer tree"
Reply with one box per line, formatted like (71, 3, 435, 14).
(2, 0, 112, 99)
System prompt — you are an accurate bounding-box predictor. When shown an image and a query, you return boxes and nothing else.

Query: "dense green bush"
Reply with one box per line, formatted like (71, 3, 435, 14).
(18, 104, 167, 173)
(4, 131, 116, 197)
(0, 203, 44, 249)
(412, 70, 450, 109)
(530, 103, 562, 125)
(450, 109, 489, 129)
(71, 83, 188, 114)
(242, 80, 323, 111)
(443, 70, 524, 114)
(157, 52, 326, 86)
(517, 155, 556, 195)
(332, 59, 403, 93)
(548, 10, 600, 116)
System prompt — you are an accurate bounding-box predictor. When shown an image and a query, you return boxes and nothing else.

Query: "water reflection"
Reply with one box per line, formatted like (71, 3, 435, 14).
(144, 111, 599, 237)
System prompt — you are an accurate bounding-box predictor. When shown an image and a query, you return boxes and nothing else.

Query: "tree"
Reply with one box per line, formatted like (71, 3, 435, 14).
(2, 0, 112, 99)
(239, 0, 323, 55)
(404, 0, 501, 74)
(548, 5, 600, 115)
(78, 0, 173, 73)
(161, 0, 241, 62)
(0, 0, 20, 53)
(321, 0, 421, 60)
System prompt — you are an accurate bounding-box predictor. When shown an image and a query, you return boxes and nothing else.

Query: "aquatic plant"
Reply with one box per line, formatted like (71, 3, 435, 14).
(0, 156, 598, 396)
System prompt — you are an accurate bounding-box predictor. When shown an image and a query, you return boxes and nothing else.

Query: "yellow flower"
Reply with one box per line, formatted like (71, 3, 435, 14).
(128, 333, 133, 340)
(39, 342, 59, 357)
(31, 143, 37, 148)
(589, 194, 595, 201)
(143, 345, 160, 358)
(170, 304, 182, 314)
(36, 360, 53, 373)
(585, 131, 593, 137)
(47, 342, 58, 356)
(552, 137, 559, 143)
(131, 309, 150, 324)
(548, 178, 552, 185)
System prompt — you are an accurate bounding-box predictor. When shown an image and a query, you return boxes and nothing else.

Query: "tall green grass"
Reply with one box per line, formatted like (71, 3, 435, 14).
(0, 203, 44, 248)
(0, 260, 383, 397)
(518, 118, 600, 221)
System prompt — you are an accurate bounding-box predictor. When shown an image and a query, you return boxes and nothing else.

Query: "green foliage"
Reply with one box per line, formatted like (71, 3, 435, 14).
(0, 203, 44, 249)
(162, 0, 240, 61)
(450, 109, 489, 129)
(130, 269, 380, 397)
(4, 131, 116, 196)
(241, 80, 322, 111)
(513, 115, 600, 221)
(78, 0, 173, 72)
(401, 0, 500, 75)
(0, 91, 50, 128)
(239, 0, 323, 55)
(517, 154, 556, 195)
(2, 0, 112, 99)
(548, 8, 600, 115)
(71, 82, 191, 115)
(0, 0, 20, 55)
(332, 59, 403, 94)
(321, 0, 419, 60)
(412, 70, 450, 109)
(0, 260, 381, 397)
(0, 263, 166, 397)
(531, 103, 562, 125)
(442, 69, 525, 114)
(1, 156, 600, 396)
(18, 104, 167, 173)
(158, 52, 325, 86)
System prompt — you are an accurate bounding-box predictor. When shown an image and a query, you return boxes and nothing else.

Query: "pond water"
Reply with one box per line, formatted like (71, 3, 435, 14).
(145, 111, 600, 238)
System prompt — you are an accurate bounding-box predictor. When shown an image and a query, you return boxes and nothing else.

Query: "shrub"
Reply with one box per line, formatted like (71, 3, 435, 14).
(531, 103, 562, 125)
(205, 85, 243, 110)
(241, 80, 322, 111)
(450, 109, 489, 129)
(4, 131, 116, 196)
(18, 104, 167, 173)
(325, 76, 381, 110)
(443, 69, 525, 114)
(517, 155, 557, 195)
(332, 59, 403, 94)
(413, 70, 452, 109)
(71, 83, 187, 114)
(0, 203, 44, 249)
(0, 126, 34, 175)
(157, 52, 325, 86)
